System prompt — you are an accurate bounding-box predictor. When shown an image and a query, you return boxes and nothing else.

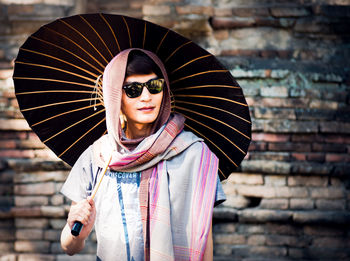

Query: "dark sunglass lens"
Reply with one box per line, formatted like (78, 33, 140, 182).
(125, 83, 142, 98)
(148, 79, 164, 94)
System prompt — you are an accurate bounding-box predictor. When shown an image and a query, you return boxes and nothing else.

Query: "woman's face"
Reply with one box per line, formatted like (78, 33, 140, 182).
(121, 72, 163, 129)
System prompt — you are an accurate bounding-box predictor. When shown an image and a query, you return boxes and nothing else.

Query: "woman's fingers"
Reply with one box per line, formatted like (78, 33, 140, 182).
(68, 199, 94, 227)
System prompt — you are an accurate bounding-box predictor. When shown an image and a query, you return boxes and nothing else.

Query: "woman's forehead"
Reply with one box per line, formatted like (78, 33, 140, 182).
(124, 73, 158, 84)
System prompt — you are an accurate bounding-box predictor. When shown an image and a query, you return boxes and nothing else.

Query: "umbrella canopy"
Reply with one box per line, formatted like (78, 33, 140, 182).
(13, 13, 251, 180)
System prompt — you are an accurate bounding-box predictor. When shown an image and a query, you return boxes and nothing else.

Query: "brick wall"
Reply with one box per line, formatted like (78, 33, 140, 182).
(0, 0, 349, 260)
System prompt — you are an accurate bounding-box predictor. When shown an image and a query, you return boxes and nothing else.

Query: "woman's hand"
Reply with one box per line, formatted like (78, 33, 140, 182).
(61, 197, 96, 255)
(67, 196, 96, 239)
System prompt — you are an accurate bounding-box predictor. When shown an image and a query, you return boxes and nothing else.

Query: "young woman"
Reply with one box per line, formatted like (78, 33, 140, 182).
(60, 48, 226, 261)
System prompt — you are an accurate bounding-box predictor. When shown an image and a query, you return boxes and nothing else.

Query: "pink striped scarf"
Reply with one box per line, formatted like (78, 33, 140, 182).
(92, 113, 219, 260)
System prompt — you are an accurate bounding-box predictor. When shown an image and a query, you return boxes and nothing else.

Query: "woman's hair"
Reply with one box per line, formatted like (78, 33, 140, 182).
(125, 50, 162, 78)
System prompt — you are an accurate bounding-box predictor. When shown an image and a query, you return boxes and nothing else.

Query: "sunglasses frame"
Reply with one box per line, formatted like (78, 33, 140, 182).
(122, 78, 165, 98)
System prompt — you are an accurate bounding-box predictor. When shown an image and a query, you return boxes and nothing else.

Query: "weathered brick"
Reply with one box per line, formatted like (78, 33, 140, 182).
(259, 119, 318, 133)
(268, 142, 311, 152)
(213, 244, 232, 256)
(306, 153, 326, 163)
(264, 175, 286, 186)
(142, 5, 171, 16)
(0, 254, 16, 261)
(312, 143, 347, 153)
(309, 99, 339, 110)
(249, 245, 287, 257)
(254, 17, 288, 28)
(237, 185, 275, 198)
(270, 7, 310, 17)
(288, 176, 328, 187)
(34, 149, 59, 160)
(211, 17, 255, 29)
(16, 229, 43, 240)
(14, 182, 55, 196)
(0, 132, 27, 140)
(275, 187, 309, 198)
(330, 177, 344, 187)
(304, 225, 345, 236)
(40, 206, 65, 217)
(0, 170, 13, 183)
(293, 211, 350, 224)
(222, 195, 251, 209)
(291, 153, 306, 161)
(49, 219, 67, 229)
(316, 5, 350, 17)
(236, 224, 264, 235)
(213, 208, 238, 221)
(255, 97, 309, 108)
(44, 229, 61, 241)
(7, 4, 35, 15)
(252, 133, 290, 142)
(232, 7, 269, 17)
(0, 140, 16, 149)
(0, 242, 13, 252)
(214, 7, 232, 17)
(0, 228, 15, 241)
(310, 187, 345, 199)
(247, 141, 267, 151)
(295, 108, 335, 121)
(17, 254, 55, 261)
(265, 223, 301, 235)
(213, 29, 229, 40)
(0, 150, 35, 159)
(326, 153, 350, 162)
(291, 162, 332, 175)
(324, 135, 350, 144)
(254, 107, 296, 120)
(315, 199, 346, 210)
(50, 242, 65, 254)
(265, 234, 299, 247)
(228, 173, 263, 185)
(239, 209, 292, 223)
(11, 207, 41, 217)
(15, 196, 49, 207)
(51, 194, 64, 206)
(176, 5, 213, 15)
(14, 241, 50, 253)
(247, 235, 266, 245)
(260, 86, 288, 97)
(15, 218, 49, 229)
(213, 234, 246, 245)
(14, 171, 68, 183)
(241, 160, 291, 174)
(16, 139, 45, 149)
(320, 121, 350, 134)
(0, 119, 30, 131)
(0, 184, 12, 195)
(312, 237, 348, 248)
(260, 198, 289, 209)
(249, 152, 290, 161)
(213, 223, 236, 233)
(290, 198, 314, 210)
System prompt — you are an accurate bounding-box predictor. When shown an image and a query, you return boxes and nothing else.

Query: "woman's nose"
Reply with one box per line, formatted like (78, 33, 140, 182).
(139, 86, 151, 101)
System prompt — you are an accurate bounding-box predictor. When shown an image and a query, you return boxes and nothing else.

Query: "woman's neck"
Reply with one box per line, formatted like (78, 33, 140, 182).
(125, 123, 152, 139)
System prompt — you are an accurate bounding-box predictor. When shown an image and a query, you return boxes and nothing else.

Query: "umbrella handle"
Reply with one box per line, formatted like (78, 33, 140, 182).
(71, 221, 83, 236)
(70, 154, 113, 236)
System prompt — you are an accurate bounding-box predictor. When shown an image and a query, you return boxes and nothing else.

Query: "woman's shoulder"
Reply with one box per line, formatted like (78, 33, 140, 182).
(176, 129, 215, 157)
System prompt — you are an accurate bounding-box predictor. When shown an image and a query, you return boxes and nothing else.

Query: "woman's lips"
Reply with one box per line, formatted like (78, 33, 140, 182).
(138, 106, 155, 112)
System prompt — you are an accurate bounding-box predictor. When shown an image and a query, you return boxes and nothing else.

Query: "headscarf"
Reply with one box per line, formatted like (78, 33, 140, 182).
(102, 48, 172, 153)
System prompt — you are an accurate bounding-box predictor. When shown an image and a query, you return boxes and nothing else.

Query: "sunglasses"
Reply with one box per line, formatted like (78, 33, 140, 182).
(122, 78, 165, 98)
